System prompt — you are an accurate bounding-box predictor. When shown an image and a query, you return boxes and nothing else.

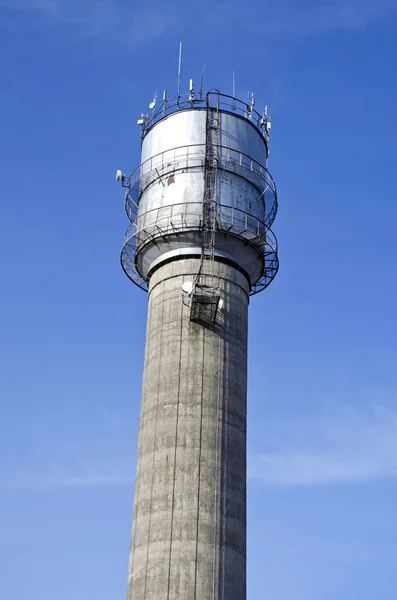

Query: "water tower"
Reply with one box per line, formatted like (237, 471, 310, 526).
(118, 76, 278, 600)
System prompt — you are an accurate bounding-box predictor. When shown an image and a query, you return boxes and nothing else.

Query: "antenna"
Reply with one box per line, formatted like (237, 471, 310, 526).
(177, 42, 183, 103)
(115, 170, 125, 182)
(149, 91, 157, 110)
(246, 92, 254, 120)
(200, 64, 206, 100)
(261, 105, 271, 140)
(189, 79, 194, 103)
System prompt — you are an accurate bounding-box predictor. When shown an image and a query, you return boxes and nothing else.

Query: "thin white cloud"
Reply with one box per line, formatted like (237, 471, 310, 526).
(8, 405, 397, 491)
(249, 405, 397, 487)
(7, 466, 132, 490)
(1, 0, 397, 40)
(0, 0, 111, 37)
(0, 0, 174, 41)
(0, 0, 108, 22)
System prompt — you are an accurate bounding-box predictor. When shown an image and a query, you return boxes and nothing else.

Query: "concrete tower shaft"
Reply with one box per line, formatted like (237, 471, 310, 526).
(127, 259, 248, 600)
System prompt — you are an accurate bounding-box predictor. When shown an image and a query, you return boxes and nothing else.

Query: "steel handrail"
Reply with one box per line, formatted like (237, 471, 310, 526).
(123, 201, 277, 252)
(123, 144, 277, 227)
(142, 92, 269, 145)
(124, 143, 274, 191)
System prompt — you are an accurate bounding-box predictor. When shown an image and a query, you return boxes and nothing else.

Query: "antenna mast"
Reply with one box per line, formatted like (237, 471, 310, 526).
(177, 42, 183, 104)
(200, 63, 206, 100)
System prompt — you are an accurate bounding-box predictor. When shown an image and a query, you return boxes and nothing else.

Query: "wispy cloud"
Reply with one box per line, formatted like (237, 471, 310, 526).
(7, 466, 132, 490)
(249, 405, 397, 487)
(7, 404, 397, 491)
(0, 0, 174, 41)
(1, 0, 397, 40)
(1, 0, 113, 26)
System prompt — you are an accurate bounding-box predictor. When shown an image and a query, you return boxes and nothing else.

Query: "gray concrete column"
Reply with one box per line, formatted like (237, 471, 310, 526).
(127, 258, 249, 600)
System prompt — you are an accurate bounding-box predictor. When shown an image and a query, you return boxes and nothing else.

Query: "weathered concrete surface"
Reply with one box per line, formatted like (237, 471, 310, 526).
(127, 258, 249, 600)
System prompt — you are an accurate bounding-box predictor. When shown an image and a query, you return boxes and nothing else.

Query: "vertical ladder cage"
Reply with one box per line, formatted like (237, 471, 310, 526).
(190, 90, 222, 325)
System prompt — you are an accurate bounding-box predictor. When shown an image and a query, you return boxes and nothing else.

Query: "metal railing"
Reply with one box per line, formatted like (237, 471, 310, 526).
(124, 144, 278, 228)
(120, 201, 279, 295)
(124, 202, 271, 248)
(140, 91, 270, 147)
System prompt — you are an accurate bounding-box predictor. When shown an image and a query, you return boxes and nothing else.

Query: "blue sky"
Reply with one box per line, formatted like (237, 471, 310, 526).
(1, 1, 397, 598)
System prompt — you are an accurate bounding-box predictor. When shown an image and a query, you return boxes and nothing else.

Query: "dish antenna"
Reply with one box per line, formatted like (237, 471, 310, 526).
(181, 281, 193, 295)
(116, 170, 125, 182)
(149, 91, 157, 110)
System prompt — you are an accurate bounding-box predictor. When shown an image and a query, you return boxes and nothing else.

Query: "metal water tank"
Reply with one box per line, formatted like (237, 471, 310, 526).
(121, 90, 278, 295)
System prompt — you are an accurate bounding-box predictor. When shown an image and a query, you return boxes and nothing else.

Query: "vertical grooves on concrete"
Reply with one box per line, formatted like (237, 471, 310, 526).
(193, 325, 206, 600)
(212, 331, 222, 599)
(128, 293, 154, 597)
(219, 288, 228, 600)
(142, 279, 166, 600)
(166, 291, 184, 600)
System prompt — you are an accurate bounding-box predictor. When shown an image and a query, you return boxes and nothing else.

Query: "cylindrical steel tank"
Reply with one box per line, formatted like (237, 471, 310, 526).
(121, 91, 278, 295)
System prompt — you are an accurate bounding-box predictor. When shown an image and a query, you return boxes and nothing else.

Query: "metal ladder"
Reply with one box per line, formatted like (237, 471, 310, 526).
(190, 91, 221, 324)
(202, 90, 220, 272)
